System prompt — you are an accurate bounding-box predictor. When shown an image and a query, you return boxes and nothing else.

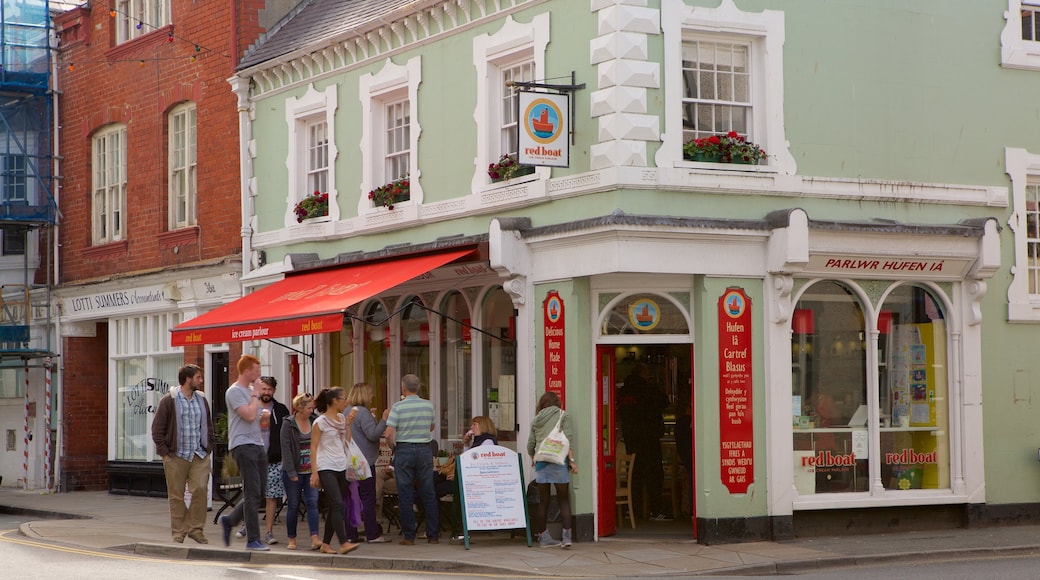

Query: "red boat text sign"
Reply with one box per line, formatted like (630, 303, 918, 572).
(718, 287, 753, 494)
(543, 291, 566, 407)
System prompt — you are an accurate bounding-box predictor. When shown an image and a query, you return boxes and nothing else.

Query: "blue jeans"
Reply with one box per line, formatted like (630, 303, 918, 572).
(394, 442, 438, 541)
(282, 471, 319, 539)
(228, 444, 267, 543)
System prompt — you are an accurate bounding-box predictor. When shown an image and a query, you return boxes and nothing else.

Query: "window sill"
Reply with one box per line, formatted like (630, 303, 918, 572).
(105, 24, 174, 61)
(483, 172, 542, 190)
(158, 226, 199, 250)
(675, 159, 779, 173)
(84, 240, 128, 261)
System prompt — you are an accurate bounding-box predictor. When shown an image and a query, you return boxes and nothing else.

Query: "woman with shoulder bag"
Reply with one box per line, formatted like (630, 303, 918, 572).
(526, 392, 577, 548)
(310, 387, 361, 555)
(345, 382, 389, 543)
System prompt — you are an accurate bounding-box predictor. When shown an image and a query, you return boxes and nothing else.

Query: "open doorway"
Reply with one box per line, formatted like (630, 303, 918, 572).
(597, 343, 693, 538)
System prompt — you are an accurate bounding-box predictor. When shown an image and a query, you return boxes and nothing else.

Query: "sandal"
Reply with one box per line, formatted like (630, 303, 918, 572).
(319, 544, 336, 554)
(339, 542, 360, 555)
(286, 540, 297, 550)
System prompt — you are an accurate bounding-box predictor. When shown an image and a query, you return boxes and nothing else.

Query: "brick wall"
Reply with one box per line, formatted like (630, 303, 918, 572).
(59, 325, 109, 491)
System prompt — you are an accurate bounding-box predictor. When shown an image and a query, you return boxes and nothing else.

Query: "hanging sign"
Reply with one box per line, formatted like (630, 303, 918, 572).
(718, 287, 754, 494)
(543, 290, 566, 406)
(518, 91, 569, 167)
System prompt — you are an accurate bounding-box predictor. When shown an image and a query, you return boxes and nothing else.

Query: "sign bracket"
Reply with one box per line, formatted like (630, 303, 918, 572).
(508, 71, 585, 146)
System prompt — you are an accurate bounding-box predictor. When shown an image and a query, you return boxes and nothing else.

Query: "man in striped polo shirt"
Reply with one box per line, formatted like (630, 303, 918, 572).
(385, 374, 439, 545)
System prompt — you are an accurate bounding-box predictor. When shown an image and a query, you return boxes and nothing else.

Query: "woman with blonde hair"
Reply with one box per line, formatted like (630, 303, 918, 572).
(344, 382, 389, 543)
(280, 392, 320, 550)
(309, 387, 361, 555)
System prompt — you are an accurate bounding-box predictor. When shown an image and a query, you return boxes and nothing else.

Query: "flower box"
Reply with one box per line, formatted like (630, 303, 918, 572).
(293, 191, 329, 222)
(488, 154, 535, 183)
(683, 132, 766, 165)
(368, 177, 410, 210)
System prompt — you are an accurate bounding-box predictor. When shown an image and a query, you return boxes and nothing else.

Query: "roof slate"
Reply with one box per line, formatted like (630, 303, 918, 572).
(239, 0, 420, 71)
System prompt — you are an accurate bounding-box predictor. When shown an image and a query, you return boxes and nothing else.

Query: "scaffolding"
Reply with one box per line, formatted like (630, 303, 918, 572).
(1, 0, 59, 491)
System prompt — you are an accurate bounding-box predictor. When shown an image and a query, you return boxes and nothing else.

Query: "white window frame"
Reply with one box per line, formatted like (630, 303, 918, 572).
(383, 98, 410, 182)
(472, 13, 550, 192)
(1001, 0, 1040, 70)
(359, 56, 422, 214)
(1005, 147, 1040, 321)
(1, 155, 27, 203)
(285, 83, 338, 227)
(92, 124, 127, 245)
(115, 0, 171, 44)
(657, 0, 795, 174)
(168, 102, 197, 230)
(305, 118, 329, 195)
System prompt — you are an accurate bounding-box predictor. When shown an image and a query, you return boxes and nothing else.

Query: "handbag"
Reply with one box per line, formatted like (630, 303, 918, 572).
(345, 437, 371, 481)
(533, 410, 570, 465)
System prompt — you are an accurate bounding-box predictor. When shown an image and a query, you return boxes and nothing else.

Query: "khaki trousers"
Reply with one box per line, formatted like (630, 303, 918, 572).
(162, 453, 211, 539)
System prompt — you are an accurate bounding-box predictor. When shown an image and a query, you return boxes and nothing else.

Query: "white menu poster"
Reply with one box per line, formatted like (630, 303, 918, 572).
(457, 445, 530, 547)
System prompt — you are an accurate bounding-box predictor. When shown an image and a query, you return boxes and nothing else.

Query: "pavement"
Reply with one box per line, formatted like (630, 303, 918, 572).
(3, 488, 1040, 577)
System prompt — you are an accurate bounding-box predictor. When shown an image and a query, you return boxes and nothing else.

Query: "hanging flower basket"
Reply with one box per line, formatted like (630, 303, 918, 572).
(683, 132, 767, 165)
(368, 177, 410, 210)
(488, 154, 535, 183)
(293, 191, 329, 222)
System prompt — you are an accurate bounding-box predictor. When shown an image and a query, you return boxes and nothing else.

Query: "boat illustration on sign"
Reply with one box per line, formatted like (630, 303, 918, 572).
(531, 108, 554, 136)
(634, 304, 653, 323)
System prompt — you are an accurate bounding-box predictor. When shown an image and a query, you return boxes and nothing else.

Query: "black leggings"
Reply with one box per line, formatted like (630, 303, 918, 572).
(533, 482, 571, 533)
(317, 470, 349, 545)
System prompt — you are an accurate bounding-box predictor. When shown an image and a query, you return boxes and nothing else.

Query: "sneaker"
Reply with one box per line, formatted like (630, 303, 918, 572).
(649, 512, 674, 522)
(235, 525, 246, 538)
(245, 540, 271, 551)
(173, 535, 185, 543)
(399, 538, 415, 546)
(263, 531, 278, 545)
(561, 528, 572, 548)
(538, 531, 561, 548)
(367, 536, 390, 543)
(220, 516, 232, 547)
(188, 532, 208, 544)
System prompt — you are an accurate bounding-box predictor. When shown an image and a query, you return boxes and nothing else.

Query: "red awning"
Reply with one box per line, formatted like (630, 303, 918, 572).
(170, 249, 473, 346)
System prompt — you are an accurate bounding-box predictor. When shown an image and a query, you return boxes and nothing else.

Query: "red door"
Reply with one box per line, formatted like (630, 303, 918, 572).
(596, 345, 617, 536)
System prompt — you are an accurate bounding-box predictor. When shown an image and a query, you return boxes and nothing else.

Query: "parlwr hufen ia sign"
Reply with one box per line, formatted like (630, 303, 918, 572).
(718, 287, 754, 494)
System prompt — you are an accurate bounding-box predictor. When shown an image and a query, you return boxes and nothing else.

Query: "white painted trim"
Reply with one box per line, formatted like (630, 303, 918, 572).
(1001, 0, 1040, 70)
(656, 0, 796, 174)
(358, 56, 423, 215)
(1005, 147, 1040, 321)
(284, 84, 339, 227)
(471, 13, 551, 194)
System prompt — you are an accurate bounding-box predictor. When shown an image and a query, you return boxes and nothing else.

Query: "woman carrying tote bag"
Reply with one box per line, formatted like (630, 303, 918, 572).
(526, 392, 577, 548)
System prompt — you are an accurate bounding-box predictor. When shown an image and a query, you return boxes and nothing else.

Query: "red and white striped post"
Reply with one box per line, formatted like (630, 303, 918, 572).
(44, 358, 52, 491)
(22, 360, 30, 490)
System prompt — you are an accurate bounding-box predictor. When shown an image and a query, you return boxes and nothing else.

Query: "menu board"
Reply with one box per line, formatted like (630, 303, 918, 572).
(457, 445, 530, 547)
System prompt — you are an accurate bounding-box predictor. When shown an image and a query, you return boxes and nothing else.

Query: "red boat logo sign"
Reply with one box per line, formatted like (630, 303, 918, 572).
(524, 98, 563, 143)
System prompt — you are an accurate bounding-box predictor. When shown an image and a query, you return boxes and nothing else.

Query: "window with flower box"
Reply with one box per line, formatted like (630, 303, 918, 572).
(658, 0, 793, 173)
(472, 13, 549, 191)
(115, 0, 171, 44)
(285, 84, 337, 226)
(168, 103, 196, 229)
(359, 57, 421, 212)
(92, 124, 127, 245)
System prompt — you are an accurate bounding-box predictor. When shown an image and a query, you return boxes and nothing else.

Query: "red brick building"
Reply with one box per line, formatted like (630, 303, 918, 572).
(52, 1, 289, 494)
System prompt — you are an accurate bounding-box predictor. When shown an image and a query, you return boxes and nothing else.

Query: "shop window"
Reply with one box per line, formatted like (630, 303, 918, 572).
(1005, 147, 1040, 320)
(0, 365, 26, 398)
(92, 124, 127, 245)
(658, 0, 794, 173)
(791, 281, 869, 495)
(1001, 1, 1040, 70)
(481, 287, 516, 446)
(439, 292, 472, 450)
(877, 285, 950, 491)
(112, 313, 181, 462)
(471, 12, 549, 191)
(359, 57, 421, 212)
(362, 301, 389, 401)
(285, 84, 338, 226)
(399, 297, 430, 399)
(336, 316, 360, 404)
(601, 293, 690, 335)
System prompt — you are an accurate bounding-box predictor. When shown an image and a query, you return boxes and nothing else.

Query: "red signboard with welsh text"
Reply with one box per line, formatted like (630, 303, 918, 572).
(718, 287, 753, 494)
(543, 291, 565, 407)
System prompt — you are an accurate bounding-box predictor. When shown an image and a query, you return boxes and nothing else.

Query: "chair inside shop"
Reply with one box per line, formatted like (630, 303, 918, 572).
(616, 451, 637, 529)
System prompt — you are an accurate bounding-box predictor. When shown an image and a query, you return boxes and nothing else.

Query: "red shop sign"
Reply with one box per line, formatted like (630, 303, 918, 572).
(543, 290, 565, 406)
(718, 287, 753, 494)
